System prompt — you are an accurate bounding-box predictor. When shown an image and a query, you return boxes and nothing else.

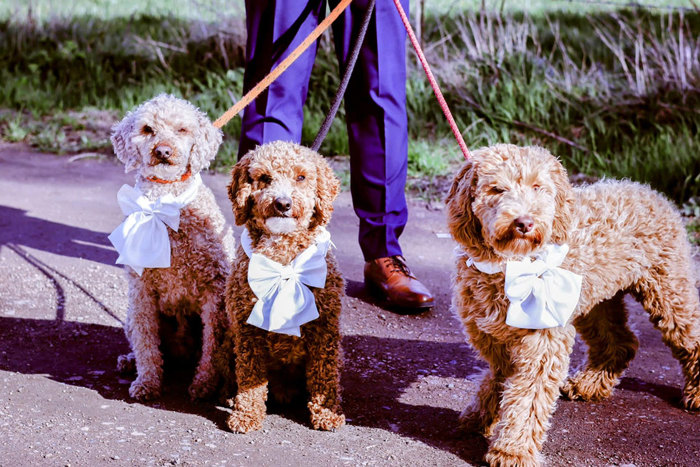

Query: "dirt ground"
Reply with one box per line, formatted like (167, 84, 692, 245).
(0, 142, 698, 466)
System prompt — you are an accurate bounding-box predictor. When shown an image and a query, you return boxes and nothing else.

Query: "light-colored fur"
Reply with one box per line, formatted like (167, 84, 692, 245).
(112, 94, 235, 401)
(446, 144, 700, 466)
(224, 141, 345, 432)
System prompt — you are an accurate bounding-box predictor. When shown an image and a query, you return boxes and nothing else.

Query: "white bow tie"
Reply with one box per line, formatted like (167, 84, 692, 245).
(462, 244, 582, 329)
(108, 174, 202, 276)
(242, 228, 331, 337)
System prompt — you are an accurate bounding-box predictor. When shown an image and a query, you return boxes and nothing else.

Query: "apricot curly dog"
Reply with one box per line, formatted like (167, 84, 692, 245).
(111, 94, 235, 401)
(446, 144, 700, 466)
(224, 141, 345, 432)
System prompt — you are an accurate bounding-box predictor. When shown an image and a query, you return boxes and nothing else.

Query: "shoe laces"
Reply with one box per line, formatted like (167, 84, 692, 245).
(382, 255, 413, 277)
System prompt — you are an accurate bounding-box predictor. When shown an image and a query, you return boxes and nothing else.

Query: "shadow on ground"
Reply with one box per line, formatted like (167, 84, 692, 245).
(0, 312, 492, 462)
(0, 205, 116, 266)
(618, 376, 683, 407)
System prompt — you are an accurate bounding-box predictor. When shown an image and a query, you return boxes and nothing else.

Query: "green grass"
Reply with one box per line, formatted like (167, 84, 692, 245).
(0, 0, 699, 205)
(683, 198, 700, 245)
(421, 0, 696, 16)
(0, 0, 244, 22)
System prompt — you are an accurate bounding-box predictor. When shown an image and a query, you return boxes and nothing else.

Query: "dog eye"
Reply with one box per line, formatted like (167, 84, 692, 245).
(532, 184, 542, 191)
(258, 174, 272, 184)
(142, 125, 154, 135)
(178, 128, 189, 134)
(489, 186, 505, 195)
(296, 174, 306, 182)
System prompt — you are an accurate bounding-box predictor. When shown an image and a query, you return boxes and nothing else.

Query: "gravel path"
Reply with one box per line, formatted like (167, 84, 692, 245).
(0, 143, 698, 466)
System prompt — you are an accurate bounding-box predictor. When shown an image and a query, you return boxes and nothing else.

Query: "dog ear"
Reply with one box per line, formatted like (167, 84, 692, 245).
(189, 108, 223, 174)
(309, 149, 340, 229)
(445, 160, 484, 250)
(110, 111, 141, 173)
(228, 155, 253, 226)
(549, 157, 574, 244)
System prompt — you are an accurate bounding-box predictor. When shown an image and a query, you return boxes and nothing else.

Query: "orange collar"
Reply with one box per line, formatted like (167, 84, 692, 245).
(146, 165, 192, 184)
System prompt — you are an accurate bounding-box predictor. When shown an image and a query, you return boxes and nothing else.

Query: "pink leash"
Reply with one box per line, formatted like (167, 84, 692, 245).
(391, 0, 472, 161)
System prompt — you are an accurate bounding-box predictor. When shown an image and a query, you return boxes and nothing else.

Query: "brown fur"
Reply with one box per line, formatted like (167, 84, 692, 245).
(224, 141, 345, 432)
(447, 144, 700, 466)
(112, 94, 236, 401)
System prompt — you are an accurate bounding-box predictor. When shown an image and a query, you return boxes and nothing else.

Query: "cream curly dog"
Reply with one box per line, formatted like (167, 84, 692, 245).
(224, 141, 345, 433)
(111, 94, 235, 401)
(446, 144, 700, 466)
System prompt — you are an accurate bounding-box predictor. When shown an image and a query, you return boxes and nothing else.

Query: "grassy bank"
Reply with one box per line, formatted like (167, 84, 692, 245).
(0, 1, 698, 208)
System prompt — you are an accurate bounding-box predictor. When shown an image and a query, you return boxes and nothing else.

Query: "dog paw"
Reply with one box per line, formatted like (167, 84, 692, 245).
(222, 396, 236, 408)
(188, 376, 217, 401)
(116, 353, 136, 375)
(458, 408, 483, 434)
(226, 409, 264, 434)
(485, 448, 539, 467)
(458, 407, 498, 437)
(560, 371, 615, 402)
(308, 403, 345, 431)
(129, 378, 161, 401)
(682, 385, 700, 410)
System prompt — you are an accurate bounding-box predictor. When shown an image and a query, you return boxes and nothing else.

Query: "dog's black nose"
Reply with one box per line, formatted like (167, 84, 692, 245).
(274, 196, 292, 214)
(154, 145, 172, 159)
(514, 215, 534, 234)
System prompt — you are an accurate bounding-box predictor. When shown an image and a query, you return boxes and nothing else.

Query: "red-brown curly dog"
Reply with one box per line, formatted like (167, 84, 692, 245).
(224, 141, 345, 433)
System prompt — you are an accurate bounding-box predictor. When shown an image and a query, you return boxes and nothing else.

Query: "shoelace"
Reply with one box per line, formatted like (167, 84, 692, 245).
(382, 255, 414, 278)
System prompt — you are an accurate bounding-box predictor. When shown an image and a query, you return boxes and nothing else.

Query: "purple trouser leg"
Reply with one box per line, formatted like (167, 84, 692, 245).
(240, 0, 409, 261)
(239, 0, 324, 154)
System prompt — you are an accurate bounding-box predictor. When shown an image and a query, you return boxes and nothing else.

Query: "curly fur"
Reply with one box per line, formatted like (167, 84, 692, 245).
(223, 141, 345, 433)
(446, 144, 700, 466)
(112, 94, 236, 401)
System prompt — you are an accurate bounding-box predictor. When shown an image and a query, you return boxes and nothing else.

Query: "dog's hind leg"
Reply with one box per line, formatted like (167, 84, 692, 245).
(632, 258, 700, 410)
(188, 294, 220, 400)
(562, 291, 638, 402)
(126, 283, 164, 401)
(486, 327, 575, 467)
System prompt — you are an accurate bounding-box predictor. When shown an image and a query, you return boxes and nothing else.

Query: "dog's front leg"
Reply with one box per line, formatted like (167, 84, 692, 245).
(227, 323, 269, 433)
(126, 282, 164, 401)
(459, 330, 512, 437)
(188, 295, 220, 400)
(303, 314, 345, 431)
(485, 327, 575, 467)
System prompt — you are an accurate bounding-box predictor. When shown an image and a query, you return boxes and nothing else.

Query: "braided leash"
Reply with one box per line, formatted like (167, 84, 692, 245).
(311, 0, 376, 151)
(214, 0, 471, 161)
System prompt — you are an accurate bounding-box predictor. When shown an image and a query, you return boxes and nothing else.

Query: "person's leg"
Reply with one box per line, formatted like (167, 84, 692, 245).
(331, 0, 408, 260)
(332, 0, 433, 310)
(239, 0, 326, 157)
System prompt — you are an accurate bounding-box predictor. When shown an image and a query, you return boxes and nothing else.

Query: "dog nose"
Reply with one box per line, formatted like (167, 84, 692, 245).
(274, 196, 292, 214)
(154, 145, 172, 159)
(514, 215, 534, 234)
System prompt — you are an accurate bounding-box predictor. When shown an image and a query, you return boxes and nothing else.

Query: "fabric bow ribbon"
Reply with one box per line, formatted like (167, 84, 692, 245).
(242, 228, 331, 337)
(462, 244, 582, 329)
(108, 174, 202, 276)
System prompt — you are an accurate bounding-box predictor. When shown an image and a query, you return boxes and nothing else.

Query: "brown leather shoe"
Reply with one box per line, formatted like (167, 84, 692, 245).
(364, 256, 435, 311)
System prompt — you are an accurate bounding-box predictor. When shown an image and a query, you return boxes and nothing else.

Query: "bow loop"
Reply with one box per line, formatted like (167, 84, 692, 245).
(108, 175, 202, 275)
(464, 244, 582, 329)
(242, 228, 331, 336)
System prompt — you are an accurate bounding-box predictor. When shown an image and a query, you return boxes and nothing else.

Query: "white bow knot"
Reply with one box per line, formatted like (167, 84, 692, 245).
(462, 244, 582, 329)
(242, 228, 331, 337)
(108, 175, 202, 275)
